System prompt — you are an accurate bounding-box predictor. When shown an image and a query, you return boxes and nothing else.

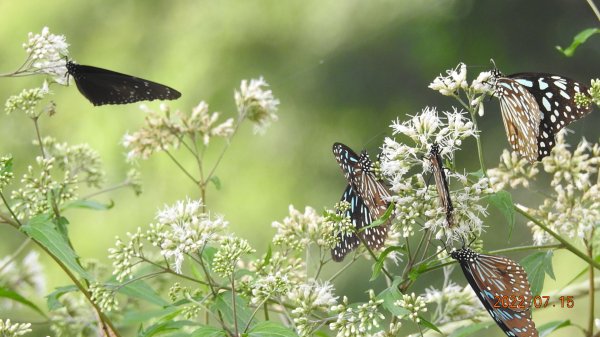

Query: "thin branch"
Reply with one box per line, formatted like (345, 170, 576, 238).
(163, 149, 200, 185)
(587, 0, 600, 22)
(516, 205, 600, 270)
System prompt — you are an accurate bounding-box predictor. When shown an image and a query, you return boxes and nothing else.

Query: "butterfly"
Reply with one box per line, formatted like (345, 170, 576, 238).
(491, 70, 592, 162)
(66, 61, 181, 106)
(331, 142, 391, 262)
(451, 248, 538, 337)
(426, 143, 454, 228)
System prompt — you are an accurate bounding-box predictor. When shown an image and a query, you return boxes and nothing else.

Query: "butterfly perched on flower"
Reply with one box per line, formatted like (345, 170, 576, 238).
(426, 143, 454, 228)
(451, 248, 538, 337)
(66, 61, 181, 106)
(491, 69, 592, 162)
(331, 143, 391, 262)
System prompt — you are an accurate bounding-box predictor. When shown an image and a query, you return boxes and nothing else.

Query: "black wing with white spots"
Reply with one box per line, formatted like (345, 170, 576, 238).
(331, 143, 391, 261)
(66, 61, 181, 106)
(508, 73, 592, 160)
(451, 248, 538, 337)
(492, 70, 592, 161)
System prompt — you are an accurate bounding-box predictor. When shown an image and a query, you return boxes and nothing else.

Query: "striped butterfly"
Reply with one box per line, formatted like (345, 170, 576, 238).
(451, 248, 538, 337)
(331, 143, 391, 262)
(426, 143, 454, 228)
(491, 70, 592, 162)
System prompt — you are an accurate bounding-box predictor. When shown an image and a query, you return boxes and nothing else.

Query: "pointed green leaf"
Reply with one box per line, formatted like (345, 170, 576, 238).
(117, 279, 169, 306)
(361, 203, 394, 231)
(190, 325, 227, 337)
(0, 286, 46, 317)
(521, 251, 554, 296)
(247, 322, 297, 337)
(46, 285, 77, 310)
(377, 279, 410, 317)
(418, 316, 442, 334)
(556, 28, 600, 57)
(371, 245, 405, 281)
(139, 320, 196, 337)
(538, 320, 571, 337)
(486, 190, 515, 237)
(212, 290, 253, 331)
(21, 214, 91, 280)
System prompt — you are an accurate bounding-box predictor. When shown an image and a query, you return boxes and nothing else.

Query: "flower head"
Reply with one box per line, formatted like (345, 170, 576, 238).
(329, 290, 385, 337)
(395, 292, 427, 323)
(22, 27, 69, 84)
(0, 319, 32, 337)
(429, 63, 467, 96)
(5, 82, 51, 118)
(235, 77, 280, 134)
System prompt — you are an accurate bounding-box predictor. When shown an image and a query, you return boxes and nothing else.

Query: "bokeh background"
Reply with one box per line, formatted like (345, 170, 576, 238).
(0, 0, 598, 336)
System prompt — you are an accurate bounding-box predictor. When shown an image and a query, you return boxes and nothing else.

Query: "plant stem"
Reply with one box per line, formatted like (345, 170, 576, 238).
(455, 94, 487, 176)
(32, 117, 46, 158)
(231, 277, 239, 337)
(79, 181, 132, 200)
(588, 241, 595, 337)
(0, 192, 23, 227)
(587, 0, 600, 22)
(516, 205, 600, 270)
(163, 149, 200, 185)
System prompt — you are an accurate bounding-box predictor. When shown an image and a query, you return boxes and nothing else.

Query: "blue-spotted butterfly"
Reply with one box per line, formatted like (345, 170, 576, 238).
(426, 143, 454, 228)
(331, 142, 391, 262)
(66, 61, 181, 106)
(451, 248, 538, 337)
(491, 70, 592, 162)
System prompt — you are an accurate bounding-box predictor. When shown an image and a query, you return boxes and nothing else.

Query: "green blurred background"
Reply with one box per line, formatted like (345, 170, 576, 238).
(0, 0, 598, 336)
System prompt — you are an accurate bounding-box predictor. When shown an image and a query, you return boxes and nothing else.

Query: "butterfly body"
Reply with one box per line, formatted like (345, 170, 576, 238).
(492, 70, 592, 161)
(427, 143, 454, 228)
(451, 248, 538, 337)
(331, 143, 391, 262)
(66, 61, 181, 106)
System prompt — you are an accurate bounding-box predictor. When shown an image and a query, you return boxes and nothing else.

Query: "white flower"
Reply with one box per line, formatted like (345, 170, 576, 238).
(395, 292, 427, 323)
(22, 27, 69, 85)
(0, 319, 32, 336)
(272, 205, 331, 250)
(471, 71, 493, 95)
(424, 282, 483, 323)
(235, 77, 280, 134)
(429, 63, 467, 96)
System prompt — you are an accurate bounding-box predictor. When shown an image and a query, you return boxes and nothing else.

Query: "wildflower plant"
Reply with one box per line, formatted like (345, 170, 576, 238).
(0, 26, 599, 337)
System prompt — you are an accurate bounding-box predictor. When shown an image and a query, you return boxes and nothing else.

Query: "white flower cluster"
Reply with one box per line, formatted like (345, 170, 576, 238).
(235, 77, 280, 134)
(488, 150, 539, 190)
(89, 282, 119, 312)
(429, 63, 494, 116)
(395, 292, 427, 323)
(213, 235, 255, 278)
(22, 27, 69, 85)
(287, 280, 338, 337)
(329, 290, 385, 337)
(185, 101, 234, 145)
(4, 82, 50, 118)
(525, 135, 600, 245)
(423, 282, 482, 324)
(0, 155, 14, 190)
(0, 319, 32, 337)
(381, 107, 490, 243)
(272, 205, 335, 251)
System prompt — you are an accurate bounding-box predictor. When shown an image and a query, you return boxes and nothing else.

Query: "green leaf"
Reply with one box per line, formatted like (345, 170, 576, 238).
(377, 279, 410, 317)
(361, 202, 394, 231)
(556, 28, 600, 57)
(468, 169, 484, 179)
(0, 286, 46, 317)
(448, 321, 495, 337)
(418, 316, 442, 334)
(521, 251, 555, 296)
(246, 322, 297, 337)
(63, 199, 114, 211)
(486, 190, 515, 237)
(212, 290, 253, 331)
(117, 279, 169, 307)
(408, 262, 432, 281)
(21, 214, 91, 280)
(371, 245, 405, 281)
(190, 325, 227, 337)
(122, 307, 179, 325)
(139, 320, 196, 337)
(46, 285, 77, 310)
(0, 157, 13, 173)
(209, 176, 222, 190)
(538, 320, 571, 337)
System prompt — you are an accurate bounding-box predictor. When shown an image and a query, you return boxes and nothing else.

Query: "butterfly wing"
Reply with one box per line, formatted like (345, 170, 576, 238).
(332, 142, 362, 181)
(67, 62, 181, 106)
(428, 146, 454, 227)
(495, 78, 542, 162)
(508, 73, 592, 160)
(455, 249, 538, 337)
(331, 185, 371, 262)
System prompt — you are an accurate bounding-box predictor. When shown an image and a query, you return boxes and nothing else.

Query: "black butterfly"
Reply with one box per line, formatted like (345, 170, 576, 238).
(427, 143, 454, 228)
(491, 70, 592, 162)
(331, 143, 391, 262)
(66, 61, 181, 106)
(451, 248, 538, 337)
